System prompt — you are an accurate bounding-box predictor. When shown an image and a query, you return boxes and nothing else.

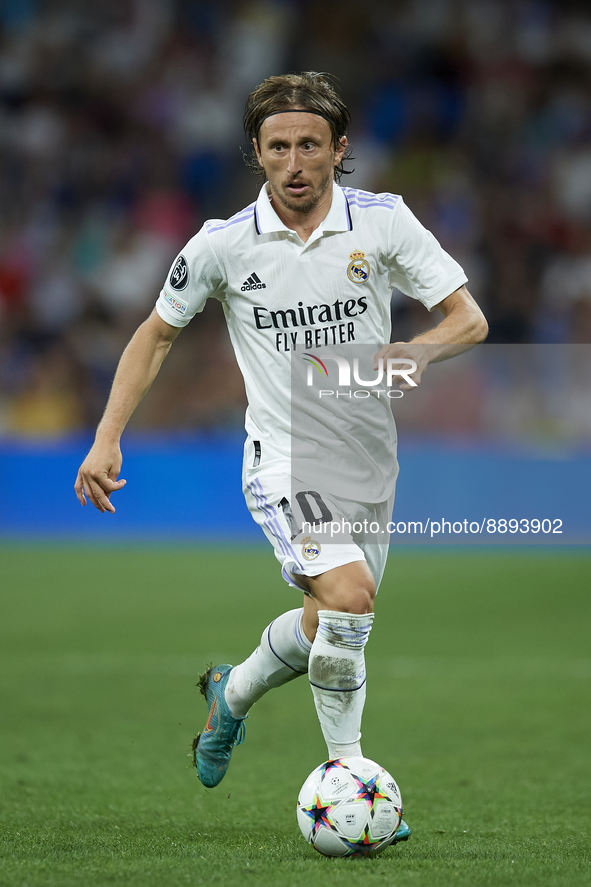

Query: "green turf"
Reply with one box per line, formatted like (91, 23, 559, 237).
(0, 546, 589, 887)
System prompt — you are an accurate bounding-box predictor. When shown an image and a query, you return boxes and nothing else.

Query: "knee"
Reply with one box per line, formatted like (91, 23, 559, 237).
(330, 578, 376, 615)
(302, 578, 375, 641)
(302, 561, 377, 628)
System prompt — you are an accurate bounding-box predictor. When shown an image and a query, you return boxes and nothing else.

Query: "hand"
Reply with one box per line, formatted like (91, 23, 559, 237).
(373, 342, 431, 391)
(74, 442, 126, 513)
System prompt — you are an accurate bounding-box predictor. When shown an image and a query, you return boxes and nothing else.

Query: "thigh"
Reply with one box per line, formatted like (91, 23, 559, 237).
(351, 493, 395, 593)
(243, 462, 366, 591)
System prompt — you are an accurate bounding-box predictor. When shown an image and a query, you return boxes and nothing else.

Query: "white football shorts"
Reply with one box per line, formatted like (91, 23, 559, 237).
(243, 446, 395, 593)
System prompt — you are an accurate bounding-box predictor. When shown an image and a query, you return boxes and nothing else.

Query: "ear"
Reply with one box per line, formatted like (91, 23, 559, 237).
(334, 135, 347, 167)
(253, 137, 264, 168)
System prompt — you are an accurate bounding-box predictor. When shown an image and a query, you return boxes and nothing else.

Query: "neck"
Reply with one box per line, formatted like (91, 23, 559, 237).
(267, 182, 335, 243)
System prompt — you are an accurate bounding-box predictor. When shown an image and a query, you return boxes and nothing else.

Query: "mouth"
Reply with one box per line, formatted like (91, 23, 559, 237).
(285, 181, 309, 196)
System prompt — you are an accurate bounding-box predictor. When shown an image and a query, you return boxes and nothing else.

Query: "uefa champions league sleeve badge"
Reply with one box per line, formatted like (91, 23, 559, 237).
(169, 254, 189, 291)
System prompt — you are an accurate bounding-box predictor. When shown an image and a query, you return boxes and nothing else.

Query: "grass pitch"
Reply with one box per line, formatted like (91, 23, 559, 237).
(0, 545, 589, 887)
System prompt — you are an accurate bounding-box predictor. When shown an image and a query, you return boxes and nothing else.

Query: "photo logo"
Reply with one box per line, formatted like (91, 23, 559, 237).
(302, 353, 329, 378)
(303, 353, 417, 390)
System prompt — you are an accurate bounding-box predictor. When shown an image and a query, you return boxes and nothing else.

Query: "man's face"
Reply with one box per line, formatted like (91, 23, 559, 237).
(254, 111, 346, 216)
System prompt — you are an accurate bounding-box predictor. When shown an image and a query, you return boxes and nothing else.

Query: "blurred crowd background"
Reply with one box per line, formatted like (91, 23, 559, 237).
(1, 0, 591, 441)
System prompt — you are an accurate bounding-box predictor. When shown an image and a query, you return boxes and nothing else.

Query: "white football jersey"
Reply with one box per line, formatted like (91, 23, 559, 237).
(156, 184, 467, 501)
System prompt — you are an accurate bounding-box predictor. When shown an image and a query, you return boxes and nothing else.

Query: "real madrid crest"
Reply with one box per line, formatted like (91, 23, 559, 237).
(301, 535, 321, 561)
(347, 249, 370, 284)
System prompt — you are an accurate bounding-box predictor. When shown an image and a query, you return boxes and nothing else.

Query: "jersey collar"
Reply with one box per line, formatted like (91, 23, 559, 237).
(254, 183, 352, 236)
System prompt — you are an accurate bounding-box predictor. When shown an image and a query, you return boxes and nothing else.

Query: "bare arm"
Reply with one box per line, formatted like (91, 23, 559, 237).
(375, 284, 488, 388)
(75, 309, 182, 513)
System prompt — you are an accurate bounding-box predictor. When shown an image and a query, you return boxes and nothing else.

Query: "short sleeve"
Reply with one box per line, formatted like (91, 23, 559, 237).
(156, 226, 226, 327)
(388, 198, 467, 310)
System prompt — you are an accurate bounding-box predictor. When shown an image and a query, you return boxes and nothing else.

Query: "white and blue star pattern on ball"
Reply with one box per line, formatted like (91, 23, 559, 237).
(296, 757, 403, 858)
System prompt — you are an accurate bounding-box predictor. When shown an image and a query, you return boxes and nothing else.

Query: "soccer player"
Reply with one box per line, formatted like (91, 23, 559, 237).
(75, 73, 488, 843)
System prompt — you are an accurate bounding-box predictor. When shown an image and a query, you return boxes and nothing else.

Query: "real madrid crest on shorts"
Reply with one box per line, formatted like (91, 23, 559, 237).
(347, 249, 370, 284)
(301, 535, 321, 561)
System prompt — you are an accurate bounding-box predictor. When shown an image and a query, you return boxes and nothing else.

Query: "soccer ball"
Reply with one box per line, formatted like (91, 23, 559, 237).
(296, 757, 403, 858)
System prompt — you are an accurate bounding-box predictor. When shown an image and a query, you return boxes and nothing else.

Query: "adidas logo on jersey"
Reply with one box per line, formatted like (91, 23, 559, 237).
(241, 272, 266, 291)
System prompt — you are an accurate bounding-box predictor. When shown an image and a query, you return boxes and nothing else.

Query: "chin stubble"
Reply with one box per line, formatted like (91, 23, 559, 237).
(268, 171, 333, 216)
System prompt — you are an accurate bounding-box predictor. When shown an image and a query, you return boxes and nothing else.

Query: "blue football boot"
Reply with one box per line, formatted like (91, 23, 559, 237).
(392, 819, 412, 844)
(192, 664, 246, 788)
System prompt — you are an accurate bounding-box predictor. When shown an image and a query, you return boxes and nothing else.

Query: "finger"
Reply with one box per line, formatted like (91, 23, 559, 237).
(82, 478, 109, 513)
(87, 482, 116, 514)
(107, 478, 127, 490)
(94, 478, 126, 513)
(373, 345, 389, 369)
(83, 476, 126, 513)
(74, 473, 87, 506)
(373, 342, 410, 369)
(399, 373, 422, 391)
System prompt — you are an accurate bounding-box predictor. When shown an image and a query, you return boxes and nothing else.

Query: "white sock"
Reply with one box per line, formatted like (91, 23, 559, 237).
(225, 608, 311, 718)
(308, 610, 374, 759)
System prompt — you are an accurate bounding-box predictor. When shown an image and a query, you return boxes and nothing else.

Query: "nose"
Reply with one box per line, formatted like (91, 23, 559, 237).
(286, 148, 301, 175)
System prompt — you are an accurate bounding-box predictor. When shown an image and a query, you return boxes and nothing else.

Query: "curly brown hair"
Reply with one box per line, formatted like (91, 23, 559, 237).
(243, 72, 353, 183)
